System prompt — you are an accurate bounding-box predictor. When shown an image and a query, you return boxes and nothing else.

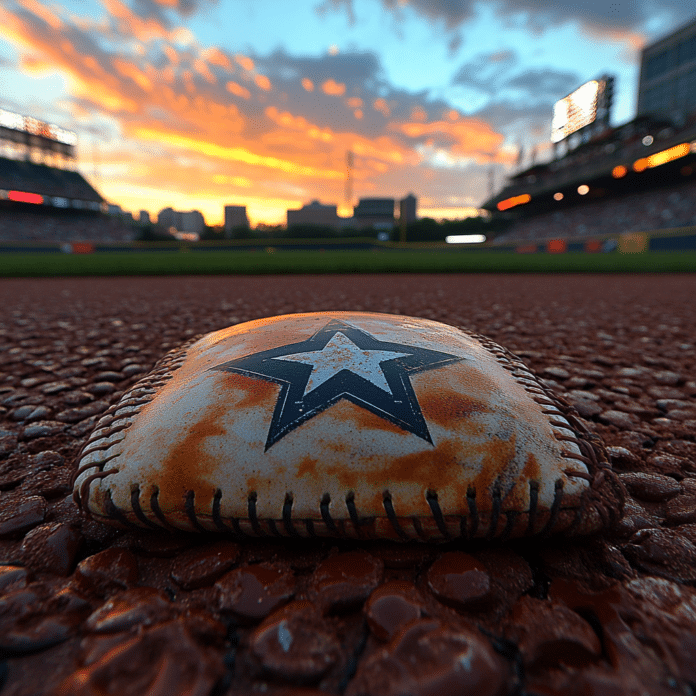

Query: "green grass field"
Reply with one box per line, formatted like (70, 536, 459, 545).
(1, 249, 696, 276)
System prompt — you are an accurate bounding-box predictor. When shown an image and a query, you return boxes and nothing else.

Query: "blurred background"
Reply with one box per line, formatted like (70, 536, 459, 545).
(1, 0, 696, 251)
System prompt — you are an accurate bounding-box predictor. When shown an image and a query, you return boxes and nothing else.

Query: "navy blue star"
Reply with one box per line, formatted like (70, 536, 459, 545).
(212, 319, 462, 450)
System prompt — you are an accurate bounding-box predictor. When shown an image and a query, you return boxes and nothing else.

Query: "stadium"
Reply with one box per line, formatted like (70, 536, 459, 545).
(482, 18, 696, 254)
(1, 18, 696, 262)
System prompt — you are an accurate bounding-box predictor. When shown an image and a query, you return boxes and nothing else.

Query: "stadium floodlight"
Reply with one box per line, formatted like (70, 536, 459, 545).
(577, 185, 589, 195)
(551, 80, 602, 143)
(0, 108, 76, 146)
(612, 165, 627, 178)
(445, 234, 486, 244)
(642, 135, 654, 146)
(553, 192, 564, 201)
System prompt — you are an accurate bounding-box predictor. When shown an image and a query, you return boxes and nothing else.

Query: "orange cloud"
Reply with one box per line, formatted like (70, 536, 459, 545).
(17, 0, 61, 29)
(235, 54, 254, 71)
(391, 118, 503, 160)
(346, 97, 362, 108)
(113, 58, 154, 92)
(226, 81, 251, 100)
(321, 79, 346, 96)
(201, 47, 231, 69)
(255, 74, 272, 91)
(265, 106, 333, 142)
(373, 98, 390, 117)
(301, 78, 314, 91)
(354, 109, 363, 120)
(130, 126, 344, 180)
(194, 58, 216, 84)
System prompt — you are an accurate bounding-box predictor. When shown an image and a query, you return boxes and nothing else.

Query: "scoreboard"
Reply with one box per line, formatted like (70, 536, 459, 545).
(0, 108, 76, 157)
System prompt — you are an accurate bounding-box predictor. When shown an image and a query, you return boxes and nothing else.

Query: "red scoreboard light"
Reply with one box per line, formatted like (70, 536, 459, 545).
(8, 191, 43, 204)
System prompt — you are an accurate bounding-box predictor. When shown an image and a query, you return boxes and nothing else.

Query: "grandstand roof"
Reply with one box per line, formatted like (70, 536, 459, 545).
(0, 157, 102, 203)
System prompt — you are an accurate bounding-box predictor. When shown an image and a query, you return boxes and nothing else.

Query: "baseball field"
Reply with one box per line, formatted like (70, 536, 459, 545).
(1, 272, 696, 694)
(1, 248, 696, 276)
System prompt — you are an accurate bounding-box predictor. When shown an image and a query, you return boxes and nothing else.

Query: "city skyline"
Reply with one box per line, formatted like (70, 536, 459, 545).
(0, 1, 690, 226)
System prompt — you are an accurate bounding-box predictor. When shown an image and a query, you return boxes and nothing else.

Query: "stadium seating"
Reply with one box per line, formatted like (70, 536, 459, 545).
(493, 178, 696, 243)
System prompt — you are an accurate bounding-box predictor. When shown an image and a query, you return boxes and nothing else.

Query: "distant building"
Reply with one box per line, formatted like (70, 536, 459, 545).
(157, 207, 205, 235)
(353, 198, 395, 229)
(224, 205, 249, 232)
(287, 200, 340, 228)
(637, 16, 696, 122)
(138, 210, 151, 225)
(399, 194, 417, 224)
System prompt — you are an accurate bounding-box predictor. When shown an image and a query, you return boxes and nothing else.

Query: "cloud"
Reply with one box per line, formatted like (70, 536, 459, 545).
(317, 0, 687, 50)
(2, 0, 515, 221)
(451, 49, 580, 138)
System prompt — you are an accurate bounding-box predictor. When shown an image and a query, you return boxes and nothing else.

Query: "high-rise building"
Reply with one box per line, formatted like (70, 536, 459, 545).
(224, 205, 249, 232)
(157, 207, 205, 235)
(399, 194, 417, 224)
(352, 198, 395, 229)
(287, 200, 340, 228)
(138, 210, 151, 225)
(637, 17, 696, 122)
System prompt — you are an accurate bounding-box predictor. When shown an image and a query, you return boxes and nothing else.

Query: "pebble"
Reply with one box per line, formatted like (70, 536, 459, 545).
(619, 472, 682, 502)
(615, 367, 646, 378)
(0, 565, 30, 592)
(0, 435, 18, 458)
(0, 585, 91, 653)
(647, 386, 685, 400)
(73, 548, 140, 597)
(606, 446, 640, 470)
(216, 563, 295, 622)
(646, 452, 691, 478)
(21, 420, 64, 440)
(250, 600, 341, 683)
(543, 367, 570, 380)
(347, 618, 510, 696)
(567, 389, 600, 401)
(85, 587, 172, 633)
(60, 618, 225, 695)
(624, 529, 696, 584)
(656, 399, 693, 412)
(86, 382, 116, 395)
(570, 398, 602, 418)
(94, 371, 124, 383)
(310, 551, 384, 613)
(426, 552, 491, 609)
(169, 541, 240, 590)
(365, 581, 424, 641)
(40, 381, 73, 395)
(55, 400, 110, 423)
(599, 410, 638, 429)
(11, 405, 38, 421)
(653, 370, 683, 386)
(506, 595, 601, 668)
(121, 364, 147, 377)
(0, 495, 46, 538)
(20, 522, 82, 576)
(62, 390, 94, 405)
(665, 498, 696, 526)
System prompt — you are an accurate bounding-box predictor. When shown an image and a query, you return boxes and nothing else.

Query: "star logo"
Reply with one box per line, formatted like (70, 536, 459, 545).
(212, 319, 462, 450)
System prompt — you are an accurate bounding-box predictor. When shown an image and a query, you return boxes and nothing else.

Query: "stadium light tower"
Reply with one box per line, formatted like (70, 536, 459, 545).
(345, 149, 354, 209)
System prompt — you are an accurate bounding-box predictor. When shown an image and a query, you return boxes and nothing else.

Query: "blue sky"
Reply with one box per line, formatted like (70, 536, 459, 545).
(0, 0, 692, 225)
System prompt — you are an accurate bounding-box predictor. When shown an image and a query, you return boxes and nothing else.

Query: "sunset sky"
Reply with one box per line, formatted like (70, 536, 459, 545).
(0, 0, 691, 226)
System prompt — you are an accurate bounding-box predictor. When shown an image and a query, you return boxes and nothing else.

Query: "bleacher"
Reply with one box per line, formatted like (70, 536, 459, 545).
(0, 156, 102, 202)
